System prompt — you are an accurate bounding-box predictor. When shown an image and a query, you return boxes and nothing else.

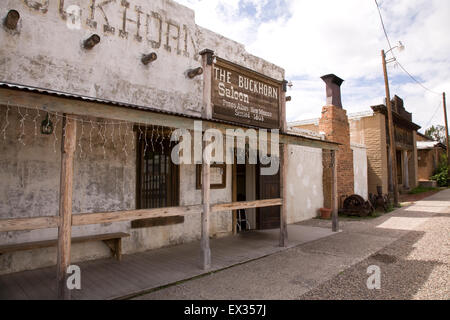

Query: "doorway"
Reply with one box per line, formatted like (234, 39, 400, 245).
(233, 161, 280, 232)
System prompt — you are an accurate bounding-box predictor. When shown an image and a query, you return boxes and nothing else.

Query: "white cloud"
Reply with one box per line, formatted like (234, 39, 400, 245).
(176, 0, 450, 132)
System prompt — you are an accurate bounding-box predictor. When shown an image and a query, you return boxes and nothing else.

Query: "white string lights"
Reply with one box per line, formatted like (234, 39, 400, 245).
(53, 113, 60, 153)
(0, 103, 335, 166)
(1, 104, 10, 140)
(0, 103, 175, 162)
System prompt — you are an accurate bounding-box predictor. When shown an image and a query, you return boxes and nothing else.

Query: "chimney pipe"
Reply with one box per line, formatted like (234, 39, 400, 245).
(321, 74, 344, 108)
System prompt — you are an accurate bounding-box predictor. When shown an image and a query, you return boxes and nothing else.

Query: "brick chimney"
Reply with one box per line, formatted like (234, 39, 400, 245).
(319, 74, 354, 208)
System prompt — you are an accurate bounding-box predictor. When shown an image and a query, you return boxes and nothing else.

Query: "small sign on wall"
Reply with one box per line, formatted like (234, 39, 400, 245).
(196, 164, 227, 189)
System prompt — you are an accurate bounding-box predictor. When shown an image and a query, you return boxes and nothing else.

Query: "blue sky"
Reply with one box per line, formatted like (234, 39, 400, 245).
(177, 0, 450, 132)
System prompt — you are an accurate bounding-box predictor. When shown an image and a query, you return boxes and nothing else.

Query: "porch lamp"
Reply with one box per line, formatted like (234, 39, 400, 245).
(381, 41, 405, 207)
(41, 113, 53, 135)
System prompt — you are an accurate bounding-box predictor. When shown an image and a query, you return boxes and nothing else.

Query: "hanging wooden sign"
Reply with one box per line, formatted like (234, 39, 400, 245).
(211, 58, 282, 129)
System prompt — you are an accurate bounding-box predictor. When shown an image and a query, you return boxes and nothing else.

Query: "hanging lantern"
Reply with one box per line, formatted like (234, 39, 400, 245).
(41, 113, 53, 135)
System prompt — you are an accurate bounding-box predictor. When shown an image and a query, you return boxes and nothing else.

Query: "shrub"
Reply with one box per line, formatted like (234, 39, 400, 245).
(431, 154, 448, 187)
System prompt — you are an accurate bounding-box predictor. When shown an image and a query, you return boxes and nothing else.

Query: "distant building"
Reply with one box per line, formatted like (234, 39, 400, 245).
(291, 95, 421, 196)
(289, 74, 368, 209)
(416, 133, 447, 181)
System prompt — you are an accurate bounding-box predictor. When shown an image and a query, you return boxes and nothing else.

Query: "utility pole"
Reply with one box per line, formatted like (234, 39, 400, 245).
(381, 50, 399, 207)
(443, 92, 450, 166)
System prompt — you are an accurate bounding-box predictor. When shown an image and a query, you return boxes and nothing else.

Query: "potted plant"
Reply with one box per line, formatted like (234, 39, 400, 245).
(319, 208, 332, 219)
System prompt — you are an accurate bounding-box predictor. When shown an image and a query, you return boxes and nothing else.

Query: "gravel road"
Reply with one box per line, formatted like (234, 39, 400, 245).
(135, 190, 450, 300)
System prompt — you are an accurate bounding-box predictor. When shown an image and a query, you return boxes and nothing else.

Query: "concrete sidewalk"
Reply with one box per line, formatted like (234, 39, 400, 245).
(135, 189, 450, 300)
(0, 224, 335, 300)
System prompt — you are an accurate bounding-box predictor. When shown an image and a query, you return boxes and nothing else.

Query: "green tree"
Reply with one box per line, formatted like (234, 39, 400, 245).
(424, 125, 448, 144)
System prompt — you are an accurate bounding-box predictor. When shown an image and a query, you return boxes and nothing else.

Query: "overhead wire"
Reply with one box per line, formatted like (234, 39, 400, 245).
(374, 0, 441, 96)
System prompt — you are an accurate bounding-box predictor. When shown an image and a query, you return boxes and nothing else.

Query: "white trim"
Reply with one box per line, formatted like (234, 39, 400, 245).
(347, 110, 374, 120)
(288, 118, 320, 127)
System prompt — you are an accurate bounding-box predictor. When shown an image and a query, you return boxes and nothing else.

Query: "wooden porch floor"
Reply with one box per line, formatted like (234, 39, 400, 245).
(0, 225, 335, 300)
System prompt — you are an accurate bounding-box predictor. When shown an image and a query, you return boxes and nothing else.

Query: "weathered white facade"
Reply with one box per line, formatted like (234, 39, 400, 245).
(285, 145, 324, 223)
(0, 0, 285, 274)
(351, 143, 368, 200)
(0, 0, 337, 277)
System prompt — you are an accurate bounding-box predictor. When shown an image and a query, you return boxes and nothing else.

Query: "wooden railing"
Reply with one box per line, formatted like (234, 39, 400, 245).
(0, 199, 283, 233)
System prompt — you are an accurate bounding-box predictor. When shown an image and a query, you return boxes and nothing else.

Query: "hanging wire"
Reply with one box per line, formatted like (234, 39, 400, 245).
(18, 107, 27, 146)
(374, 0, 441, 96)
(78, 119, 84, 159)
(53, 113, 60, 153)
(150, 125, 155, 152)
(0, 103, 339, 163)
(2, 103, 10, 141)
(422, 100, 442, 130)
(89, 119, 94, 152)
(32, 106, 40, 138)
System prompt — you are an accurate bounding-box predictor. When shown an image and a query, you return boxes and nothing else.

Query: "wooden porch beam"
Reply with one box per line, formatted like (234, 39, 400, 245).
(201, 139, 211, 270)
(212, 198, 282, 213)
(279, 144, 288, 247)
(57, 115, 76, 300)
(0, 216, 59, 232)
(331, 150, 339, 232)
(0, 200, 284, 232)
(72, 206, 203, 226)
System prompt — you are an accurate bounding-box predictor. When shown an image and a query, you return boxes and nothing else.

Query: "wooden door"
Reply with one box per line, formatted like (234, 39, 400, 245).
(257, 163, 280, 230)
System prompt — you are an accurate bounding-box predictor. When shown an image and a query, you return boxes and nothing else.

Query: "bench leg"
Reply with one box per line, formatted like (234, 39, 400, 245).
(103, 239, 122, 261)
(115, 238, 122, 261)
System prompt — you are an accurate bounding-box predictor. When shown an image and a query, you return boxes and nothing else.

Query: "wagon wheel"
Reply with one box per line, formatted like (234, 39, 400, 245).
(343, 195, 365, 210)
(382, 195, 390, 212)
(364, 201, 375, 216)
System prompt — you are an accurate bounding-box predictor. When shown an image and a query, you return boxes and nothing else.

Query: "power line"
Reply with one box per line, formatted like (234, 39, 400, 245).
(395, 61, 441, 95)
(374, 0, 393, 53)
(423, 100, 442, 130)
(374, 0, 441, 96)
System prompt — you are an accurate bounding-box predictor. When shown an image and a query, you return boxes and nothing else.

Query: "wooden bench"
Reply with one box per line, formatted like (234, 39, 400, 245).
(0, 232, 129, 261)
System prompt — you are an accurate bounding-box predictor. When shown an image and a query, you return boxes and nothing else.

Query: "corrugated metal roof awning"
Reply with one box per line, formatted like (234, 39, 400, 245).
(0, 81, 340, 150)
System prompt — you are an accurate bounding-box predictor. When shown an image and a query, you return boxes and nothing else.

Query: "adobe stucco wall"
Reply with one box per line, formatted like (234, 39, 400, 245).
(351, 144, 368, 200)
(0, 0, 284, 115)
(0, 0, 282, 274)
(417, 147, 444, 181)
(286, 145, 323, 223)
(349, 113, 388, 195)
(0, 108, 232, 275)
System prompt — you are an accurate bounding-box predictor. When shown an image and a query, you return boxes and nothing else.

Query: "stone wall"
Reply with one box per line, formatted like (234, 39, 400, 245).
(349, 113, 388, 195)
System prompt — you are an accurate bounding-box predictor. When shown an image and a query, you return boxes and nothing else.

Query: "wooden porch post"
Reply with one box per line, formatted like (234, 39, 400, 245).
(201, 138, 211, 270)
(57, 115, 77, 300)
(279, 143, 288, 247)
(232, 163, 237, 235)
(331, 150, 339, 232)
(200, 49, 214, 120)
(403, 150, 409, 189)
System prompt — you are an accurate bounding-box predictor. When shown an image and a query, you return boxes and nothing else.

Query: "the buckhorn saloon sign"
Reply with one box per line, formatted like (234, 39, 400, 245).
(212, 58, 282, 129)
